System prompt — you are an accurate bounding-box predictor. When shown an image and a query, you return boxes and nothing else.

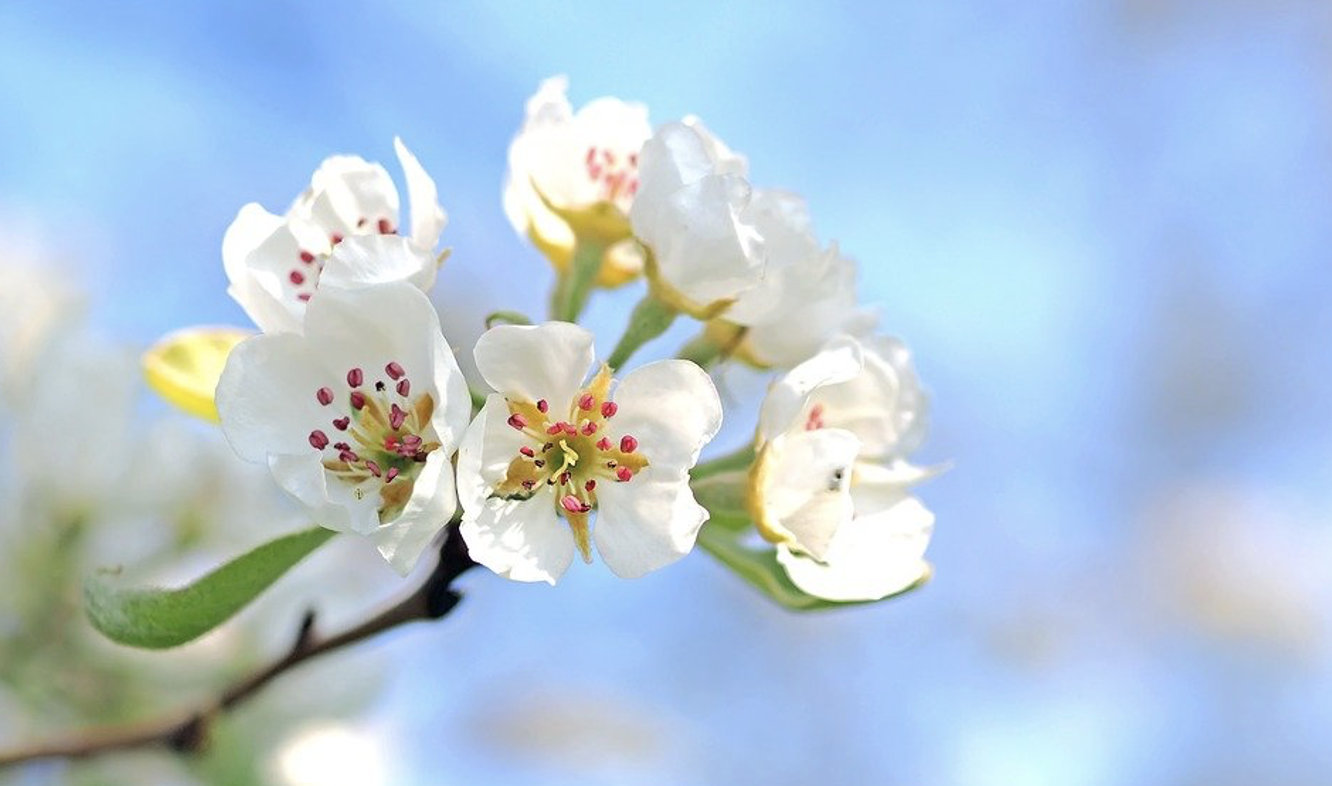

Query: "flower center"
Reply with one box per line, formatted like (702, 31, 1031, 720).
(584, 146, 639, 208)
(491, 365, 649, 560)
(289, 216, 399, 303)
(308, 360, 437, 518)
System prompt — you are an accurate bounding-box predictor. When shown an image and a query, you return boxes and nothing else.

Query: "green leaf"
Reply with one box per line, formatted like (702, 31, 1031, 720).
(85, 527, 336, 649)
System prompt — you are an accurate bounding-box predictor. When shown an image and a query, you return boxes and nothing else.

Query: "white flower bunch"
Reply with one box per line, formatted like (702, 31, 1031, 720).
(148, 76, 941, 608)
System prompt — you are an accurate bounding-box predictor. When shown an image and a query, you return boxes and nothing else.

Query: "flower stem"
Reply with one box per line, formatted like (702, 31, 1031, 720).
(607, 295, 678, 371)
(552, 241, 604, 323)
(676, 331, 723, 369)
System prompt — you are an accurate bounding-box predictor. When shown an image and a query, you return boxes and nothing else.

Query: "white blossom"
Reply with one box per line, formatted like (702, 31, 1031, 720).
(752, 335, 935, 601)
(216, 282, 470, 574)
(629, 119, 765, 317)
(457, 322, 722, 584)
(223, 139, 447, 334)
(723, 190, 878, 368)
(503, 75, 651, 286)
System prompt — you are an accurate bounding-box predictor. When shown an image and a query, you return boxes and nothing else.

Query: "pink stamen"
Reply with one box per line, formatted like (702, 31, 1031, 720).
(297, 293, 312, 302)
(596, 437, 612, 451)
(347, 368, 364, 387)
(510, 414, 530, 430)
(578, 393, 595, 411)
(330, 232, 344, 245)
(561, 495, 584, 513)
(620, 435, 638, 454)
(333, 416, 350, 431)
(309, 430, 329, 450)
(339, 449, 359, 463)
(600, 401, 618, 418)
(520, 446, 535, 458)
(385, 468, 399, 483)
(546, 422, 565, 436)
(523, 479, 536, 490)
(365, 460, 382, 477)
(585, 479, 597, 492)
(316, 387, 334, 406)
(537, 399, 549, 413)
(389, 404, 407, 430)
(350, 391, 367, 410)
(563, 423, 578, 437)
(581, 421, 598, 436)
(616, 466, 633, 482)
(377, 218, 392, 234)
(290, 270, 306, 285)
(299, 250, 315, 264)
(386, 362, 405, 380)
(402, 435, 422, 449)
(396, 379, 411, 397)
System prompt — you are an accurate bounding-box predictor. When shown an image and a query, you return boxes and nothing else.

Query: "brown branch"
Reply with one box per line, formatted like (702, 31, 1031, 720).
(0, 523, 477, 768)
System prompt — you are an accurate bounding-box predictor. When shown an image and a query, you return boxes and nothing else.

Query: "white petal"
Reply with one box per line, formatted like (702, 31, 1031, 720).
(681, 115, 748, 176)
(216, 332, 330, 461)
(268, 453, 381, 535)
(301, 283, 441, 407)
(813, 335, 929, 460)
(318, 234, 438, 293)
(473, 322, 595, 407)
(370, 448, 457, 575)
(503, 76, 574, 237)
(757, 336, 863, 442)
(777, 496, 934, 602)
(221, 203, 305, 334)
(742, 250, 879, 368)
(394, 137, 448, 250)
(594, 466, 706, 579)
(754, 428, 861, 560)
(610, 359, 722, 472)
(631, 121, 766, 308)
(301, 155, 400, 235)
(457, 396, 574, 584)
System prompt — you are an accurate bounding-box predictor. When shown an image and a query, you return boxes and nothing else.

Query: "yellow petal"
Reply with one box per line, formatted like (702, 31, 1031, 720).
(142, 326, 252, 422)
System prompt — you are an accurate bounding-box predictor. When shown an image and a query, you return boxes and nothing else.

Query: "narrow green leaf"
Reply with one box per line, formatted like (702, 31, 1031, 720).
(85, 527, 336, 649)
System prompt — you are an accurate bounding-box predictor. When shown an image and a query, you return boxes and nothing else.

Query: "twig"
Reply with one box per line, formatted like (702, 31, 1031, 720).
(0, 523, 477, 768)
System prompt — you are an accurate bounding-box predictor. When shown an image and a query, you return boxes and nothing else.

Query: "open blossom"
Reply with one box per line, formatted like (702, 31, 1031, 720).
(223, 138, 447, 334)
(629, 119, 765, 317)
(504, 75, 651, 286)
(720, 190, 878, 368)
(216, 282, 471, 574)
(457, 322, 722, 584)
(751, 335, 935, 601)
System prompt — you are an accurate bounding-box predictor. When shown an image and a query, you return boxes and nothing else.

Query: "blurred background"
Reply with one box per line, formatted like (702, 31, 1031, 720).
(2, 1, 1331, 784)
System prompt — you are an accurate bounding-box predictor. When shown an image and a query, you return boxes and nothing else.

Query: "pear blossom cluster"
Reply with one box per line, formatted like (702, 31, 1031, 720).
(199, 76, 938, 601)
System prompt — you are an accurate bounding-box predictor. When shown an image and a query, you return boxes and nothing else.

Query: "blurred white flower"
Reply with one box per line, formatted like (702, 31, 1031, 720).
(223, 140, 447, 334)
(216, 283, 471, 574)
(630, 119, 765, 317)
(504, 75, 651, 287)
(722, 189, 878, 368)
(752, 336, 935, 601)
(271, 722, 390, 786)
(0, 256, 84, 404)
(458, 322, 722, 583)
